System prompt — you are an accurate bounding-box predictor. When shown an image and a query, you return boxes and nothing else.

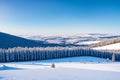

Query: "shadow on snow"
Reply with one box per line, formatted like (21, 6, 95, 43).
(0, 65, 23, 71)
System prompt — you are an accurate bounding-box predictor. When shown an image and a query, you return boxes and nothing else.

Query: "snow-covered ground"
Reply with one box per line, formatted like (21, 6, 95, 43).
(93, 43, 120, 50)
(76, 41, 100, 45)
(0, 56, 120, 80)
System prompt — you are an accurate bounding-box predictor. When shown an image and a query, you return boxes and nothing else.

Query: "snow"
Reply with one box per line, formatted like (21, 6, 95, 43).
(0, 65, 4, 70)
(66, 38, 80, 44)
(0, 56, 120, 80)
(19, 34, 120, 46)
(76, 41, 100, 45)
(1, 68, 120, 80)
(93, 43, 120, 50)
(46, 39, 63, 44)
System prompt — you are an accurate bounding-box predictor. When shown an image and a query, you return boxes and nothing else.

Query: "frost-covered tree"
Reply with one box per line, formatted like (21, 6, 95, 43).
(112, 53, 115, 62)
(0, 47, 119, 62)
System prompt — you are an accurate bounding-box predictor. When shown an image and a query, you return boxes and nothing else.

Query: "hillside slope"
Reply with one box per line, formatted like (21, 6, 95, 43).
(91, 38, 120, 48)
(0, 32, 59, 49)
(93, 43, 120, 50)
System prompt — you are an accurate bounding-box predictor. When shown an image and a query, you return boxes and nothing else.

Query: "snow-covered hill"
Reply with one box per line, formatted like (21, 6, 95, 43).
(0, 56, 120, 80)
(93, 43, 120, 50)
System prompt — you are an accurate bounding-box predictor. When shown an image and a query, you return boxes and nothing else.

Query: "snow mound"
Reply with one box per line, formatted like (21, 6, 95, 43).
(0, 65, 6, 70)
(0, 64, 3, 67)
(0, 64, 22, 70)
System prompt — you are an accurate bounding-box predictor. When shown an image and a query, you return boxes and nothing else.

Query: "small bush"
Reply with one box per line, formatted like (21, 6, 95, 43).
(51, 63, 55, 68)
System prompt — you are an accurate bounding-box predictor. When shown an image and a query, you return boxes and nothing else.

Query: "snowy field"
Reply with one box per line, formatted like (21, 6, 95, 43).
(93, 43, 120, 50)
(0, 56, 120, 80)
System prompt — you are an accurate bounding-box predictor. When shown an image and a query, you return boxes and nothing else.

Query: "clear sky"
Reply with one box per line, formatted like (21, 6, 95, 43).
(0, 0, 120, 36)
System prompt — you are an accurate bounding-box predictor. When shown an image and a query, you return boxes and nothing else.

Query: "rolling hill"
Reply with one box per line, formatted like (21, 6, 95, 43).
(21, 33, 120, 46)
(0, 32, 59, 49)
(1, 32, 120, 49)
(91, 38, 120, 48)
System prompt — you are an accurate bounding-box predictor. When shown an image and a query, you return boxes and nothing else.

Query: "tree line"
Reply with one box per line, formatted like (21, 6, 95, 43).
(0, 47, 120, 62)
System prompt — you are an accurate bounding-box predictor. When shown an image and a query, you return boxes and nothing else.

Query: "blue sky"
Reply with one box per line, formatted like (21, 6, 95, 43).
(0, 0, 120, 35)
